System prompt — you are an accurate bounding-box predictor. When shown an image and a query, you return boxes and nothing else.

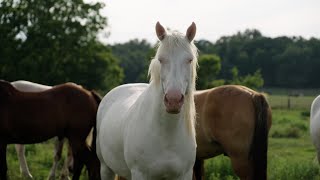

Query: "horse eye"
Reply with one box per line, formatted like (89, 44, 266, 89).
(188, 59, 193, 63)
(158, 58, 163, 63)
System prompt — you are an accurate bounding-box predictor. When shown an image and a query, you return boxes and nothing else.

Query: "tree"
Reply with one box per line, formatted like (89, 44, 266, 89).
(196, 40, 215, 55)
(0, 0, 123, 91)
(228, 67, 264, 90)
(197, 54, 221, 89)
(111, 39, 152, 83)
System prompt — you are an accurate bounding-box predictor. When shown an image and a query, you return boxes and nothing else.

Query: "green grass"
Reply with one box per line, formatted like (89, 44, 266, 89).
(6, 139, 89, 180)
(204, 109, 320, 180)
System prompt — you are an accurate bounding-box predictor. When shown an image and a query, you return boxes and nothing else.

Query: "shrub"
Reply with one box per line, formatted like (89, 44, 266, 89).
(205, 156, 239, 180)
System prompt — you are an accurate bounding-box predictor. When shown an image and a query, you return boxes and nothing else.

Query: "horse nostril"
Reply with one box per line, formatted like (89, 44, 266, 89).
(164, 93, 184, 104)
(164, 94, 169, 103)
(179, 95, 184, 103)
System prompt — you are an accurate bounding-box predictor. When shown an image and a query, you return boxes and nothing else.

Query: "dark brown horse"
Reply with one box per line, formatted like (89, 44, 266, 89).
(0, 80, 101, 180)
(193, 85, 272, 180)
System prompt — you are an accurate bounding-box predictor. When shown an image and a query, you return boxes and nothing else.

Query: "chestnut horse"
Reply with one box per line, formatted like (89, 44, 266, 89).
(11, 80, 74, 180)
(0, 80, 101, 180)
(193, 85, 272, 180)
(11, 80, 51, 178)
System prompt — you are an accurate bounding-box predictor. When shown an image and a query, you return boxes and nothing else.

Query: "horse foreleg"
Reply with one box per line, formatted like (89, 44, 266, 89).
(193, 159, 204, 180)
(179, 168, 194, 180)
(0, 143, 8, 180)
(15, 144, 33, 179)
(48, 138, 65, 180)
(100, 162, 115, 180)
(131, 169, 146, 180)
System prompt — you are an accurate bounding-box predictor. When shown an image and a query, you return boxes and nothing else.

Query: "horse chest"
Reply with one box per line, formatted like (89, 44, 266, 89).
(124, 124, 196, 178)
(128, 147, 193, 179)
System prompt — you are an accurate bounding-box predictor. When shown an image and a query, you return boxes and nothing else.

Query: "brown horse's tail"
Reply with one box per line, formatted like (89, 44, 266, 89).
(250, 93, 270, 180)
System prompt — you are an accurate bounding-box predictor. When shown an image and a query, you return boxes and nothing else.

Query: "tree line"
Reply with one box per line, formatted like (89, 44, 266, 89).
(197, 30, 320, 89)
(111, 30, 320, 90)
(1, 0, 320, 92)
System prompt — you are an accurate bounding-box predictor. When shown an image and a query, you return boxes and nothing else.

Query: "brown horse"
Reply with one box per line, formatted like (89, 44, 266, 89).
(193, 85, 272, 180)
(0, 80, 101, 180)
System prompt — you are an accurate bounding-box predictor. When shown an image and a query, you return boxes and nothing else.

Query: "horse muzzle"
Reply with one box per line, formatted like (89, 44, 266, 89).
(164, 90, 184, 114)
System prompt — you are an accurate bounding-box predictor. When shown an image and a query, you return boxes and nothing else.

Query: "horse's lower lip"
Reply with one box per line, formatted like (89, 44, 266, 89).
(164, 101, 183, 114)
(166, 108, 181, 114)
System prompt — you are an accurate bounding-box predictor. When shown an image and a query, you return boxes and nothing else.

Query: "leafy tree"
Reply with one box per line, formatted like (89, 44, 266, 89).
(196, 40, 215, 55)
(0, 0, 123, 91)
(110, 39, 153, 83)
(197, 54, 221, 90)
(228, 67, 264, 89)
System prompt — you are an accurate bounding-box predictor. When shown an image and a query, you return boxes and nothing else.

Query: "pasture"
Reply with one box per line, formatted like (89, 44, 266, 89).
(4, 94, 320, 179)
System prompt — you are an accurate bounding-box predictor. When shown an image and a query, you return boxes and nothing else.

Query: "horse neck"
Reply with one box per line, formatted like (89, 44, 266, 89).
(141, 82, 194, 137)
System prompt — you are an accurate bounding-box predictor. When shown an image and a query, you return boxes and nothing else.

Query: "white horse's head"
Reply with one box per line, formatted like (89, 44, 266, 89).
(149, 22, 198, 114)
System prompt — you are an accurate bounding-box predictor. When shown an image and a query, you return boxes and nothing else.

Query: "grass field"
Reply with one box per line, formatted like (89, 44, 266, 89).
(6, 141, 89, 180)
(5, 94, 320, 179)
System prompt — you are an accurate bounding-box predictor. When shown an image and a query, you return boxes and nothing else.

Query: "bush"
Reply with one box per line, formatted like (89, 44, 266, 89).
(301, 111, 311, 117)
(205, 156, 239, 180)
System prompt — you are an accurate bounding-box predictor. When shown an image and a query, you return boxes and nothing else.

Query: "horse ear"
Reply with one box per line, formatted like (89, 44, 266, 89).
(156, 22, 166, 41)
(186, 22, 196, 42)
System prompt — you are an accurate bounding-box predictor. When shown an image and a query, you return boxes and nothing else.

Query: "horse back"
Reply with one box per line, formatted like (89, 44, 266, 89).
(97, 83, 148, 125)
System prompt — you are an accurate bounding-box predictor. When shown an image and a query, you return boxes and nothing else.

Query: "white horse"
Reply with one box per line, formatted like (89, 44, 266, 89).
(310, 95, 320, 163)
(10, 80, 73, 180)
(95, 22, 198, 180)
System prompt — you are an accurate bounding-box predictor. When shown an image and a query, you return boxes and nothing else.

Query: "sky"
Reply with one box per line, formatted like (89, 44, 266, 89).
(98, 0, 320, 45)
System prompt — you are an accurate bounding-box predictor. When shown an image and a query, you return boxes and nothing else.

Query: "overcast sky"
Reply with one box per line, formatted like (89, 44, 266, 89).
(98, 0, 320, 44)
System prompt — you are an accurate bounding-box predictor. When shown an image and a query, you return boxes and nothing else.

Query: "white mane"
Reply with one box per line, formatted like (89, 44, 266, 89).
(148, 30, 199, 136)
